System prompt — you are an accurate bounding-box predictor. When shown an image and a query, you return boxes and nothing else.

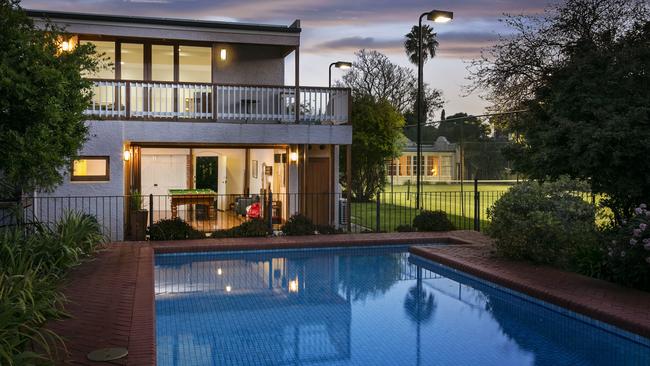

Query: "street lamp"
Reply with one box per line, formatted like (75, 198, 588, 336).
(329, 61, 352, 88)
(416, 9, 453, 209)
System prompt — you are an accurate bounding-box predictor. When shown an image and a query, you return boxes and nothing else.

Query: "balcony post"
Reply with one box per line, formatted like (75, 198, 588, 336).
(125, 81, 131, 119)
(294, 46, 300, 124)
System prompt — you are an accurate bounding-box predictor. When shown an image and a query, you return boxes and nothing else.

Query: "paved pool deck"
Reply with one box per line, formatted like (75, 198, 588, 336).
(50, 231, 650, 365)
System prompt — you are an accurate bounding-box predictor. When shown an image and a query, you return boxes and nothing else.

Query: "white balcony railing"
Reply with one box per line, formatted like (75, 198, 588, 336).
(85, 80, 350, 124)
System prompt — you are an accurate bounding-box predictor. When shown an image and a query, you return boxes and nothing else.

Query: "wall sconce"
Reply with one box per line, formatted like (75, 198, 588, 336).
(220, 48, 227, 61)
(217, 268, 223, 275)
(225, 285, 232, 292)
(123, 150, 131, 161)
(289, 152, 299, 162)
(57, 35, 78, 53)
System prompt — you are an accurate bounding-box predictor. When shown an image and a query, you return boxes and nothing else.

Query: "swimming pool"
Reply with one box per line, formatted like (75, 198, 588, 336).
(154, 246, 650, 366)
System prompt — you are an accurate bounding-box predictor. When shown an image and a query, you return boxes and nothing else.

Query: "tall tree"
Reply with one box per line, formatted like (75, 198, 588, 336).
(340, 49, 443, 122)
(0, 1, 100, 196)
(340, 96, 405, 201)
(404, 24, 439, 65)
(470, 0, 650, 218)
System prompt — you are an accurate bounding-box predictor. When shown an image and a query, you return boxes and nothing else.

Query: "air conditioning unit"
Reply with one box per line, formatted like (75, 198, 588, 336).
(339, 198, 348, 226)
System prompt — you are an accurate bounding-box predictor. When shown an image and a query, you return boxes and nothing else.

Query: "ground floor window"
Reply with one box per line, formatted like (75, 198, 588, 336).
(71, 156, 110, 181)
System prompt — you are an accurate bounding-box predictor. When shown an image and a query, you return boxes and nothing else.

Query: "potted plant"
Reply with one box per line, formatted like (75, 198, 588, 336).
(129, 190, 148, 240)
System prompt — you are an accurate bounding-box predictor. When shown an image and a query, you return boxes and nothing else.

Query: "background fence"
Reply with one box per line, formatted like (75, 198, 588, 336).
(0, 185, 596, 242)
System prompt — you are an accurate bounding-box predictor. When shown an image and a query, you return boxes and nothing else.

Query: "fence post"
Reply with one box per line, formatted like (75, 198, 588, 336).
(473, 178, 480, 231)
(376, 191, 381, 233)
(268, 189, 273, 232)
(149, 194, 154, 228)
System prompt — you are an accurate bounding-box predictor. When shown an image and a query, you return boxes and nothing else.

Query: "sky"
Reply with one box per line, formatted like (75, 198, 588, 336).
(22, 0, 552, 115)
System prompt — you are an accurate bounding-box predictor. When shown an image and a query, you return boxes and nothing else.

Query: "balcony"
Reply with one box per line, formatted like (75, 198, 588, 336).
(85, 80, 350, 125)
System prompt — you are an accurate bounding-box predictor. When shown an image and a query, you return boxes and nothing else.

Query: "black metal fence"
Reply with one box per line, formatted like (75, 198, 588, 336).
(1, 187, 596, 242)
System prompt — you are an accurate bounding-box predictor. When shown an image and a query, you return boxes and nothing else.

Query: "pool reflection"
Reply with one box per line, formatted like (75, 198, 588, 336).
(155, 248, 650, 366)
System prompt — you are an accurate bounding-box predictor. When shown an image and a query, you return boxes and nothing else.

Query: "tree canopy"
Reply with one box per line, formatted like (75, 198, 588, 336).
(340, 49, 443, 123)
(0, 1, 99, 196)
(341, 96, 405, 201)
(404, 25, 439, 66)
(470, 0, 650, 217)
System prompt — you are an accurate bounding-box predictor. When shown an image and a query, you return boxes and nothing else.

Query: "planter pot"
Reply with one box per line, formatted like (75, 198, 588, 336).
(130, 209, 148, 241)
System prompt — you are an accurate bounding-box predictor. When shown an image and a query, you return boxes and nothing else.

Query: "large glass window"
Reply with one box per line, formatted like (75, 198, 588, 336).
(81, 40, 115, 79)
(427, 156, 440, 177)
(152, 45, 174, 81)
(121, 43, 144, 80)
(179, 46, 211, 83)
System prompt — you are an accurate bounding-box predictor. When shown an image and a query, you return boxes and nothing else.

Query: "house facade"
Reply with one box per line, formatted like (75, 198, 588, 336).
(386, 137, 460, 185)
(27, 10, 352, 240)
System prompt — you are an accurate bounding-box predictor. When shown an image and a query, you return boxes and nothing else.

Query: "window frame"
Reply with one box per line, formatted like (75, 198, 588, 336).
(71, 156, 111, 182)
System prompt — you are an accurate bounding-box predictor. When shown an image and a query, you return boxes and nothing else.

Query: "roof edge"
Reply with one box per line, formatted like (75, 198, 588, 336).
(26, 9, 301, 34)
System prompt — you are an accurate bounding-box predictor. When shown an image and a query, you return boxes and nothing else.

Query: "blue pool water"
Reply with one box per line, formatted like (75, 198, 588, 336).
(155, 246, 650, 366)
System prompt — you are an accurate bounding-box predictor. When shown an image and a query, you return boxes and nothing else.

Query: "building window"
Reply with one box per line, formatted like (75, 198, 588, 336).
(81, 40, 115, 79)
(179, 46, 212, 83)
(121, 43, 144, 80)
(152, 45, 174, 82)
(427, 156, 440, 177)
(71, 156, 110, 181)
(441, 156, 452, 178)
(387, 159, 398, 176)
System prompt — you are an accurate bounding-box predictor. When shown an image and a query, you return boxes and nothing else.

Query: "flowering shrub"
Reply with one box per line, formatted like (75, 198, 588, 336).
(605, 204, 650, 290)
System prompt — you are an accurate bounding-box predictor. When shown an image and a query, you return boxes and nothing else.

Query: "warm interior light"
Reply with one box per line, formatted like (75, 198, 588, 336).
(289, 152, 299, 162)
(288, 279, 299, 293)
(123, 150, 131, 161)
(220, 48, 227, 61)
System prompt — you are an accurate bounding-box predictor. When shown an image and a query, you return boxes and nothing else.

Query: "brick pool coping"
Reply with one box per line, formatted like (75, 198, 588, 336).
(410, 244, 650, 340)
(51, 230, 649, 365)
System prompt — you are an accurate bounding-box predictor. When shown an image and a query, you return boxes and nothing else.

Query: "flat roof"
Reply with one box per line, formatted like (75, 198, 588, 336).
(26, 9, 301, 34)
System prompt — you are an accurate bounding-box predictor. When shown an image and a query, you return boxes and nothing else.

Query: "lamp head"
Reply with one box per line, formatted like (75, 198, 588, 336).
(427, 10, 453, 23)
(334, 61, 352, 69)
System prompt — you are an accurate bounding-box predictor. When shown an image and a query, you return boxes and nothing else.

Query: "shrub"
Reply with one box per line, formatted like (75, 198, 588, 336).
(0, 211, 104, 364)
(412, 210, 455, 232)
(487, 178, 598, 265)
(395, 224, 415, 232)
(281, 214, 316, 236)
(316, 224, 340, 235)
(605, 204, 650, 290)
(211, 219, 269, 238)
(148, 218, 204, 241)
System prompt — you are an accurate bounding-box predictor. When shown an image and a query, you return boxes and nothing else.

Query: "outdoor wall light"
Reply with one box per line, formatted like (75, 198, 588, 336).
(57, 35, 77, 53)
(289, 151, 299, 162)
(428, 10, 454, 23)
(225, 285, 232, 292)
(220, 48, 227, 61)
(123, 150, 131, 161)
(217, 268, 223, 275)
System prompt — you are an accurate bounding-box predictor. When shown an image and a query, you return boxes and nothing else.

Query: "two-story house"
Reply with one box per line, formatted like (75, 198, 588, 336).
(27, 10, 352, 240)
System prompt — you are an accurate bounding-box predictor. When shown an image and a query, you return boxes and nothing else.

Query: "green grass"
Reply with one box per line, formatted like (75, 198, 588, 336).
(351, 183, 601, 232)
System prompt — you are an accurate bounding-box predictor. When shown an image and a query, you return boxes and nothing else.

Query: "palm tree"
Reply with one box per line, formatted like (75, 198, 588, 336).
(404, 24, 439, 66)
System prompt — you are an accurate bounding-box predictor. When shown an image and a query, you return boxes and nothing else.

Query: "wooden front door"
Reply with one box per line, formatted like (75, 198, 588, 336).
(305, 157, 330, 226)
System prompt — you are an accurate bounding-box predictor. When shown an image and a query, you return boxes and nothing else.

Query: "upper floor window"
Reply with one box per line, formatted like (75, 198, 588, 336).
(179, 46, 211, 83)
(71, 156, 110, 182)
(152, 45, 174, 81)
(82, 40, 115, 79)
(121, 43, 144, 80)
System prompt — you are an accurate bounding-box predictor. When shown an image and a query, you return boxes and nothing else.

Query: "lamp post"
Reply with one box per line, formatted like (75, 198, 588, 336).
(329, 61, 352, 88)
(416, 9, 453, 209)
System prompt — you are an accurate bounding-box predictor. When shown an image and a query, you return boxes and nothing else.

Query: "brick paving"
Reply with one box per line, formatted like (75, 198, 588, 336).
(49, 230, 649, 365)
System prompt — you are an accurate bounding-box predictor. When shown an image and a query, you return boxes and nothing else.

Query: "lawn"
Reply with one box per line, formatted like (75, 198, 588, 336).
(350, 184, 509, 232)
(351, 182, 599, 232)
